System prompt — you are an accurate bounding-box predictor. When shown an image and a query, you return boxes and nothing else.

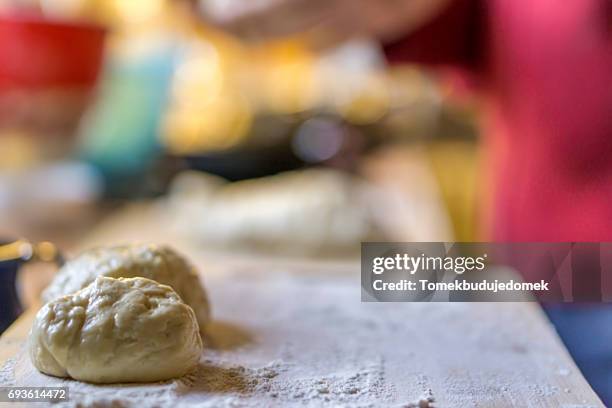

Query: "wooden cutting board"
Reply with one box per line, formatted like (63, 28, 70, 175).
(0, 204, 604, 407)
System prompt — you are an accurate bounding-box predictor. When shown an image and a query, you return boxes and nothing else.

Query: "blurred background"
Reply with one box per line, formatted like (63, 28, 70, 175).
(0, 0, 480, 263)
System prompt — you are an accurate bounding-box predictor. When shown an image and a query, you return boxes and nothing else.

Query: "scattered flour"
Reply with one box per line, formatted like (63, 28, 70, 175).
(0, 272, 604, 407)
(2, 355, 396, 408)
(401, 388, 436, 408)
(0, 356, 17, 387)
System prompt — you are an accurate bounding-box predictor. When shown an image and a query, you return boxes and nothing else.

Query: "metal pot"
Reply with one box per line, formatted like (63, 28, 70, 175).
(0, 239, 63, 333)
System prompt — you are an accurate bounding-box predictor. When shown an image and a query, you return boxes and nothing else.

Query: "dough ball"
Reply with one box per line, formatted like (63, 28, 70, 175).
(30, 276, 203, 383)
(42, 244, 211, 329)
(169, 168, 384, 255)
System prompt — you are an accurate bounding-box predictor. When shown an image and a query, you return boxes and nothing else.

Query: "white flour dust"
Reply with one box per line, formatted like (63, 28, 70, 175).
(0, 357, 17, 386)
(1, 353, 396, 408)
(0, 272, 604, 407)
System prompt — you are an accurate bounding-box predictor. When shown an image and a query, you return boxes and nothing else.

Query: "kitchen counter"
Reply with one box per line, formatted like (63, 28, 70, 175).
(0, 203, 604, 407)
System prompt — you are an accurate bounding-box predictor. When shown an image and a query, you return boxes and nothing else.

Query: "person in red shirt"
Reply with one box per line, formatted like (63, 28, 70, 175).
(201, 0, 612, 402)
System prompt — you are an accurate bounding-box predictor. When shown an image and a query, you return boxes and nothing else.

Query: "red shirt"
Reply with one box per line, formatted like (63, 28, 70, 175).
(384, 0, 612, 241)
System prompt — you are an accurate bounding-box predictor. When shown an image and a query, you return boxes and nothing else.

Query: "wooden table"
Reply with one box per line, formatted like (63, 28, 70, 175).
(0, 204, 604, 407)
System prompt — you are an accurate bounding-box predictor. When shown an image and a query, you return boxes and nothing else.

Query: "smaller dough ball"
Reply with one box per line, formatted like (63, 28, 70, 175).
(30, 277, 203, 383)
(42, 244, 211, 329)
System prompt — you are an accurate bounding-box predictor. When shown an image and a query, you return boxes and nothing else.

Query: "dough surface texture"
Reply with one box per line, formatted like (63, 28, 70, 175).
(30, 276, 203, 383)
(42, 243, 210, 328)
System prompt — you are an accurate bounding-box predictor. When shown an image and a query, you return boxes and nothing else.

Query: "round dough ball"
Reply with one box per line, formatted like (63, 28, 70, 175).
(30, 276, 203, 383)
(42, 244, 210, 329)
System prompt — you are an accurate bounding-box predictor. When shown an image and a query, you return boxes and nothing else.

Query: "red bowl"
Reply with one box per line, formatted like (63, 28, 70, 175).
(0, 15, 106, 135)
(0, 15, 106, 91)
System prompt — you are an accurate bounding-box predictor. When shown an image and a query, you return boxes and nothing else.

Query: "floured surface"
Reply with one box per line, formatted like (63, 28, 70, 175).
(0, 267, 603, 407)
